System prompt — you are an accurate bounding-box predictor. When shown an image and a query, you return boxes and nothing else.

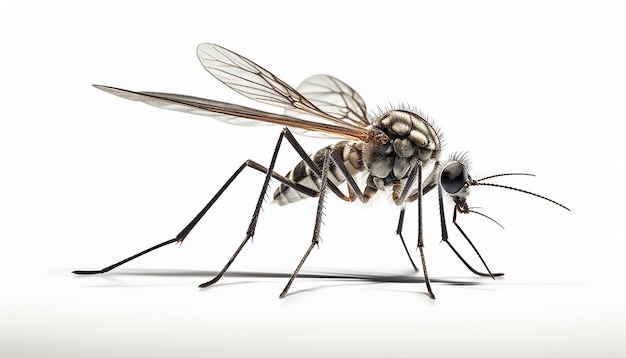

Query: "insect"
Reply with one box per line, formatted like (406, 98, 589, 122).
(74, 43, 569, 299)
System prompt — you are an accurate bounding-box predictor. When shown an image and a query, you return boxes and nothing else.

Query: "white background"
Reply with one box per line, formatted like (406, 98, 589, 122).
(2, 1, 625, 357)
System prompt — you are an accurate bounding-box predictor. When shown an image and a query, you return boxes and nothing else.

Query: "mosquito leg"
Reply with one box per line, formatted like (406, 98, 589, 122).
(73, 130, 322, 276)
(395, 208, 419, 272)
(72, 160, 255, 275)
(198, 128, 291, 288)
(435, 183, 503, 277)
(393, 160, 435, 298)
(72, 238, 180, 275)
(451, 210, 503, 278)
(415, 161, 435, 299)
(279, 148, 332, 298)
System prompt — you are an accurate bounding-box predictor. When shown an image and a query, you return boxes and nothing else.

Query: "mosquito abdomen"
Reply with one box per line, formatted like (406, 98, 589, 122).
(273, 141, 364, 205)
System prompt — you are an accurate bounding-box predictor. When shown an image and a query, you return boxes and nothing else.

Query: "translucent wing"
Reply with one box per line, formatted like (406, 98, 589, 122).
(286, 74, 370, 128)
(140, 91, 271, 127)
(93, 85, 375, 142)
(144, 90, 345, 139)
(196, 43, 365, 131)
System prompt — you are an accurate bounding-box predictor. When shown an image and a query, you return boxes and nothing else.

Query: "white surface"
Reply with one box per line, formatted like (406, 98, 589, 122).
(2, 1, 624, 357)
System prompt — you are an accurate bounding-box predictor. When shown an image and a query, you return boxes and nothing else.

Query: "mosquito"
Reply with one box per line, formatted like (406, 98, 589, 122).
(74, 43, 569, 299)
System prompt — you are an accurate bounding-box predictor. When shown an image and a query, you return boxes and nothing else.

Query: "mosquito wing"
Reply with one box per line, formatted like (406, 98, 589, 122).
(93, 44, 386, 142)
(286, 74, 370, 128)
(196, 43, 366, 131)
(133, 90, 272, 127)
(93, 85, 375, 142)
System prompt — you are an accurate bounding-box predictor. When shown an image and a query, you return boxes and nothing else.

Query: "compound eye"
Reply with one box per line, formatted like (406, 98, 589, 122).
(441, 162, 468, 194)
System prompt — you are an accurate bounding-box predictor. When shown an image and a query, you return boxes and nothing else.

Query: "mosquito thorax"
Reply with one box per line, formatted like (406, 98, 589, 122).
(362, 110, 441, 184)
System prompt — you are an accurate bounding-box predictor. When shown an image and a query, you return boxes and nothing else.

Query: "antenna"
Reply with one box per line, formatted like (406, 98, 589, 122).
(474, 182, 570, 211)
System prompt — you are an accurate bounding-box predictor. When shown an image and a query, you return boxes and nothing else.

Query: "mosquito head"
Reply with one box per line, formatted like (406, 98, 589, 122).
(438, 153, 570, 213)
(439, 154, 472, 213)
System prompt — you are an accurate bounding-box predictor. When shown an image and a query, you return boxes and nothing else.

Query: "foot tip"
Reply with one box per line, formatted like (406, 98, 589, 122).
(72, 270, 100, 275)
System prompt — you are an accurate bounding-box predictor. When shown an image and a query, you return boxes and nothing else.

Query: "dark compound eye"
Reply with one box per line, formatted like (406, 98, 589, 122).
(441, 162, 468, 194)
